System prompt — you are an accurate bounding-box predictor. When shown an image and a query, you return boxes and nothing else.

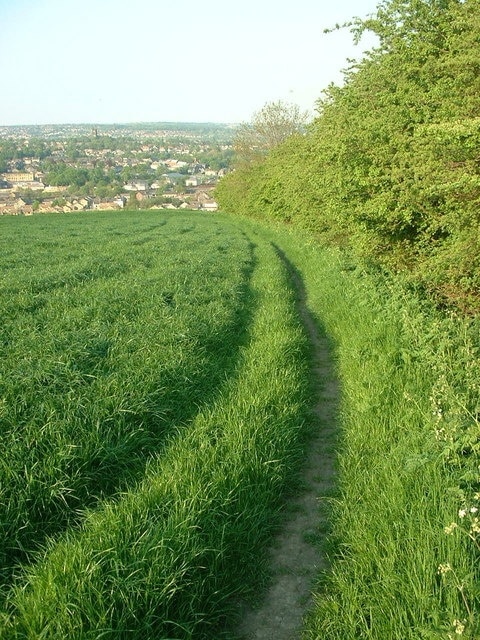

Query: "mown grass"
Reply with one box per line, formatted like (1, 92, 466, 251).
(0, 211, 311, 638)
(250, 223, 480, 640)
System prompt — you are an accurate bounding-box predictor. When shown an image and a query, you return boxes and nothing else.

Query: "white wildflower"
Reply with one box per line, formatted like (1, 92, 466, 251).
(437, 563, 452, 575)
(453, 619, 465, 635)
(445, 522, 458, 535)
(470, 517, 480, 534)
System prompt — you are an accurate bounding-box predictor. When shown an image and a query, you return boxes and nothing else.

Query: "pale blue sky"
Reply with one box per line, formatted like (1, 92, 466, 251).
(0, 0, 380, 126)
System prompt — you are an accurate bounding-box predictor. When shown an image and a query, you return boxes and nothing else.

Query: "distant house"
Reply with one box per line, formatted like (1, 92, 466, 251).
(164, 159, 188, 170)
(113, 196, 126, 208)
(2, 171, 35, 183)
(19, 181, 45, 191)
(201, 200, 218, 212)
(124, 180, 149, 191)
(189, 163, 205, 174)
(65, 198, 93, 211)
(150, 161, 166, 171)
(92, 196, 127, 210)
(44, 185, 68, 193)
(93, 200, 116, 211)
(78, 197, 93, 209)
(163, 172, 184, 185)
(185, 177, 199, 187)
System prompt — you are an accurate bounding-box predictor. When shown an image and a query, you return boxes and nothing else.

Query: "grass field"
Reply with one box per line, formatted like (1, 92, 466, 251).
(0, 210, 311, 637)
(0, 211, 257, 586)
(0, 210, 478, 638)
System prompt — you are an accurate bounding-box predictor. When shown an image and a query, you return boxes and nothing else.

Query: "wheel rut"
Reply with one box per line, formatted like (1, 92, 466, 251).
(234, 247, 340, 640)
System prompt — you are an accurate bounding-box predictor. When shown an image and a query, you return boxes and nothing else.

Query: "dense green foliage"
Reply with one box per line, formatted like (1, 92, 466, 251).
(216, 0, 480, 311)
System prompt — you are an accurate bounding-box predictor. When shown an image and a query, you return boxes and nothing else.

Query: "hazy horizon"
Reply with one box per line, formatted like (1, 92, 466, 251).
(0, 0, 379, 128)
(0, 120, 238, 129)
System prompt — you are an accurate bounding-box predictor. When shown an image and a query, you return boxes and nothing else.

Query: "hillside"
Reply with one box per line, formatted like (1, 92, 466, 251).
(216, 0, 480, 314)
(0, 207, 478, 637)
(214, 0, 480, 636)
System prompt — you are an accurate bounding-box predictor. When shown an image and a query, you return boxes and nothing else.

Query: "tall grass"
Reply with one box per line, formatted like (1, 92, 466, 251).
(253, 223, 480, 639)
(2, 210, 478, 638)
(0, 211, 255, 588)
(0, 214, 311, 638)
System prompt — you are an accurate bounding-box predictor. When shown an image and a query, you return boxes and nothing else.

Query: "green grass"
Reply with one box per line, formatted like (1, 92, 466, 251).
(0, 210, 478, 638)
(0, 210, 311, 638)
(249, 222, 480, 640)
(0, 211, 256, 587)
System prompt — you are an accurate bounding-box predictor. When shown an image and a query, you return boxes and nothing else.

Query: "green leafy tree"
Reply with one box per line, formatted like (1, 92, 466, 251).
(233, 100, 309, 165)
(217, 0, 480, 310)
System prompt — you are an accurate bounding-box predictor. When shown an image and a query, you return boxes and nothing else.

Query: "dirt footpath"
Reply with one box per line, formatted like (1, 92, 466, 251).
(235, 251, 339, 640)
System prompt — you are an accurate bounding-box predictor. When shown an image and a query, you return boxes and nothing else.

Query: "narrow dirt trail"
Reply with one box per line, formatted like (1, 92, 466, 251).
(235, 249, 340, 640)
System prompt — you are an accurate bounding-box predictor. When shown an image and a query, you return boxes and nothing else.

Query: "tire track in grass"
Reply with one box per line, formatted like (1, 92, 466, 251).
(1, 232, 308, 638)
(236, 246, 340, 640)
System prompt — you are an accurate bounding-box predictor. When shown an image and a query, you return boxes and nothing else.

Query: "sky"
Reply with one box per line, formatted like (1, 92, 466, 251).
(0, 0, 380, 126)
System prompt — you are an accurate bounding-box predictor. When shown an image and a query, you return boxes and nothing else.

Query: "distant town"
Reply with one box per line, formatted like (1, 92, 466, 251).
(0, 122, 237, 215)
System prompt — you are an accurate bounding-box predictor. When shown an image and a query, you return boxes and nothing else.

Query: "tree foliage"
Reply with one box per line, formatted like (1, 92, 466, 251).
(216, 0, 480, 311)
(233, 100, 310, 165)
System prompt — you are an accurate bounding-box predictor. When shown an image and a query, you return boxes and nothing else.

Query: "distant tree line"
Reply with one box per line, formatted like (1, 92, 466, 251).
(0, 140, 50, 172)
(216, 0, 480, 313)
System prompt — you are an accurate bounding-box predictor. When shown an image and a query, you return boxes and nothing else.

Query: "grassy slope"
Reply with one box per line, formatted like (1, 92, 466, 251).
(0, 212, 255, 586)
(1, 211, 478, 638)
(253, 222, 479, 640)
(1, 213, 311, 638)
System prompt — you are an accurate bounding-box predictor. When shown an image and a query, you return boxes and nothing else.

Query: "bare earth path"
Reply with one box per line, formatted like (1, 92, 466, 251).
(235, 250, 340, 640)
